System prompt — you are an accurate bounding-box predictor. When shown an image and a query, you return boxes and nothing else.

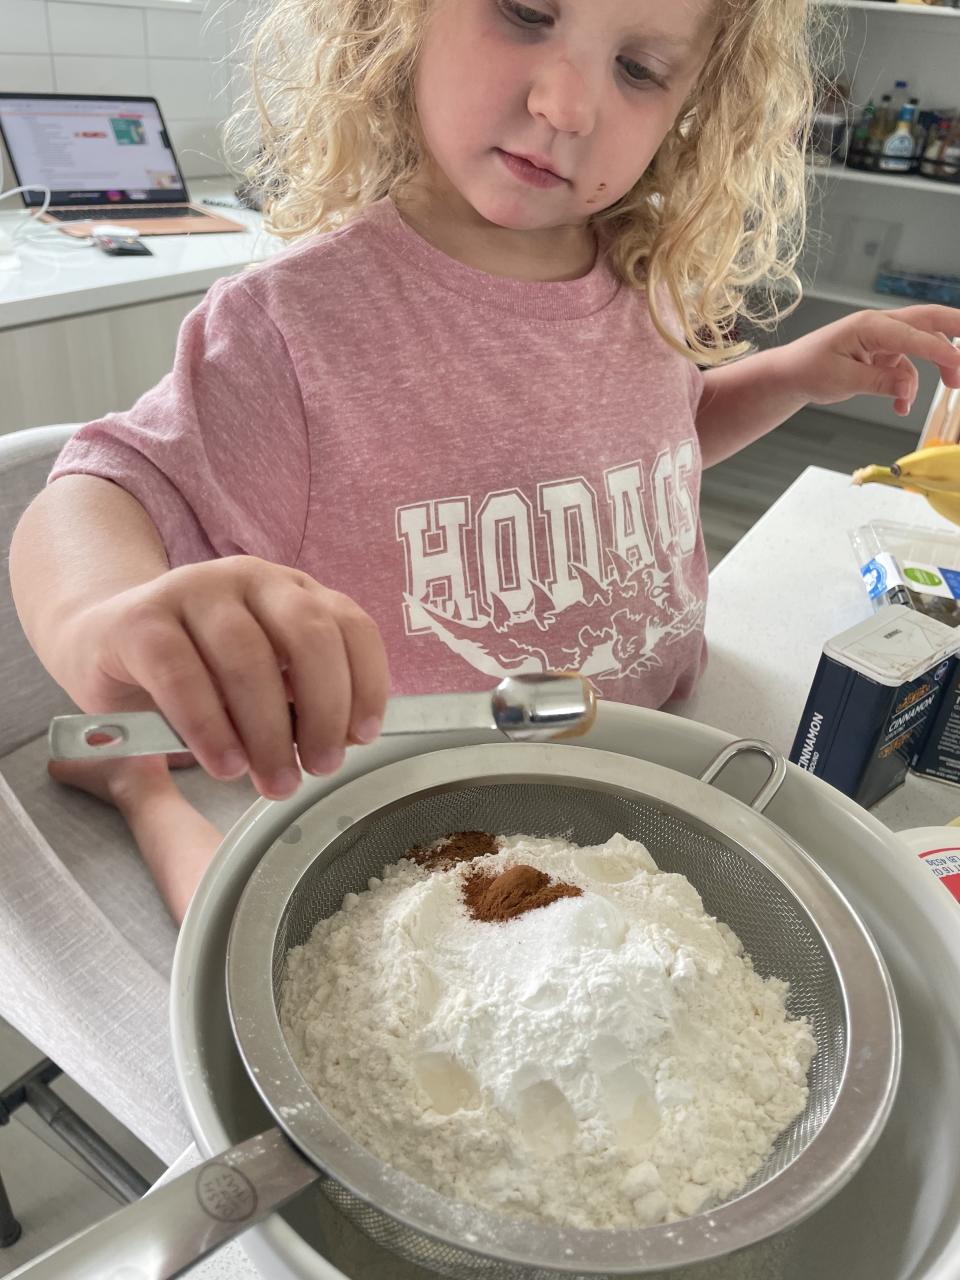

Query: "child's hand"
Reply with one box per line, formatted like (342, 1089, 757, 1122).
(69, 557, 389, 798)
(781, 304, 960, 417)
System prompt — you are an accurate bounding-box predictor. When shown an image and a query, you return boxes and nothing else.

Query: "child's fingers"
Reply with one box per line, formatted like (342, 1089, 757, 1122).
(338, 599, 390, 745)
(863, 312, 960, 380)
(119, 610, 249, 781)
(113, 560, 388, 796)
(852, 353, 918, 412)
(891, 304, 960, 343)
(887, 353, 918, 415)
(248, 583, 353, 777)
(182, 599, 299, 798)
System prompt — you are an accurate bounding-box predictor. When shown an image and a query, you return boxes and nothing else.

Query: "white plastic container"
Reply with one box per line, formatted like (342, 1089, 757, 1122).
(895, 826, 960, 902)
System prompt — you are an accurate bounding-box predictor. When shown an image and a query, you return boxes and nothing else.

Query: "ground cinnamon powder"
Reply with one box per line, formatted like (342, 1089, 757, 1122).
(408, 830, 500, 871)
(407, 831, 582, 921)
(463, 864, 582, 922)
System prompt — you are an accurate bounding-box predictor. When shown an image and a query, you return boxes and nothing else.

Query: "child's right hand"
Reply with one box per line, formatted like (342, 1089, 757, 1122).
(67, 556, 390, 798)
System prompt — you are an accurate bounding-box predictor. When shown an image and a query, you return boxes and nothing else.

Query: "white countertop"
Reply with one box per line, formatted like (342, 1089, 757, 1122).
(0, 181, 281, 330)
(155, 462, 960, 1279)
(682, 463, 960, 830)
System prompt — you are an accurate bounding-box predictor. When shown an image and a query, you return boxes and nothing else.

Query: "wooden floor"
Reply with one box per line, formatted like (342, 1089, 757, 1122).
(701, 407, 913, 568)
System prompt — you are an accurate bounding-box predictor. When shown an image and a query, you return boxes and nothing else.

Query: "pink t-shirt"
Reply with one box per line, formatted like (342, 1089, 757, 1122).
(50, 197, 708, 707)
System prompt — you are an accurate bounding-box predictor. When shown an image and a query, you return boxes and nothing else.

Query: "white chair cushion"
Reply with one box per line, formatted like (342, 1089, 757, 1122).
(0, 738, 256, 1160)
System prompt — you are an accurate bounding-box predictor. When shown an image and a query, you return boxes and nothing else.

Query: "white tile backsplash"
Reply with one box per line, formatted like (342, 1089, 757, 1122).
(48, 0, 146, 56)
(167, 117, 226, 178)
(0, 52, 56, 91)
(149, 54, 227, 118)
(0, 0, 248, 178)
(3, 0, 52, 54)
(52, 52, 149, 93)
(214, 0, 257, 56)
(146, 7, 225, 59)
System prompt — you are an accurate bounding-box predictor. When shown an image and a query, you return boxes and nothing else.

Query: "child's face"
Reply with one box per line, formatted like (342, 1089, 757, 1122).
(413, 0, 716, 233)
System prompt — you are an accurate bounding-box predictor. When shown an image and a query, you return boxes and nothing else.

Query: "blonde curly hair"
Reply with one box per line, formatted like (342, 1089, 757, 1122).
(225, 0, 824, 364)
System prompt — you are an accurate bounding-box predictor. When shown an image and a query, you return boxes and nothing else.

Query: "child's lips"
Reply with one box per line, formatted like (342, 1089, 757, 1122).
(497, 149, 567, 189)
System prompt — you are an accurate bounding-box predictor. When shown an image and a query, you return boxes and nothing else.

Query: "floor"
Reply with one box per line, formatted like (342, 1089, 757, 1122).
(0, 405, 915, 1276)
(700, 407, 912, 569)
(0, 1016, 164, 1276)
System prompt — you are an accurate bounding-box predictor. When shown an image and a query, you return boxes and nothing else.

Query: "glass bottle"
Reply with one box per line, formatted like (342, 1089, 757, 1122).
(847, 101, 875, 170)
(920, 117, 949, 178)
(866, 94, 893, 170)
(890, 79, 910, 120)
(940, 121, 960, 181)
(913, 108, 935, 173)
(879, 101, 918, 172)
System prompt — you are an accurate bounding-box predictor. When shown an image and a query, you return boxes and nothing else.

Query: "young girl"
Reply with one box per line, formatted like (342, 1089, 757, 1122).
(11, 0, 960, 923)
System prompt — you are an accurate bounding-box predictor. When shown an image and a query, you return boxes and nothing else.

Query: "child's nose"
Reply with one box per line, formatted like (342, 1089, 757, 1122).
(527, 55, 597, 137)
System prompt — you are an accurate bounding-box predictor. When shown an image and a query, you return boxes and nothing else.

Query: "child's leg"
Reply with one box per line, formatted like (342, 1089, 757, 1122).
(48, 757, 223, 924)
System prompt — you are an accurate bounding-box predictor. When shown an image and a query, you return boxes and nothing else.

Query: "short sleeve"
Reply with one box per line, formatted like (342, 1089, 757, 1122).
(687, 358, 705, 418)
(48, 274, 310, 569)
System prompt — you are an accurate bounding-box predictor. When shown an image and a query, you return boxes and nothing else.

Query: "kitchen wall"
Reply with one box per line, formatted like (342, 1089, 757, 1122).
(0, 0, 254, 179)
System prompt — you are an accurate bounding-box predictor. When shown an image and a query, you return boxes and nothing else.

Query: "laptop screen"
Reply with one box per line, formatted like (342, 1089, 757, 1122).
(0, 94, 188, 207)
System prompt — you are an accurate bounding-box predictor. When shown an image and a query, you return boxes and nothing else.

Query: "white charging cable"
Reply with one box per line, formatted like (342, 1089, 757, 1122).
(0, 148, 92, 252)
(0, 148, 51, 239)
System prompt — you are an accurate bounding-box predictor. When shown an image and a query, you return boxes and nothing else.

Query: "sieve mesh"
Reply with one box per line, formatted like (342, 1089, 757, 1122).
(269, 778, 846, 1280)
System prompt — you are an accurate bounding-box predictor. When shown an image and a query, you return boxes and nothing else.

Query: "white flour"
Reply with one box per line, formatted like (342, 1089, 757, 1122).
(280, 833, 816, 1228)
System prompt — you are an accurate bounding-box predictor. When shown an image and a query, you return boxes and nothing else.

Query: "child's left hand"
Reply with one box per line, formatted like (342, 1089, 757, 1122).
(782, 305, 960, 417)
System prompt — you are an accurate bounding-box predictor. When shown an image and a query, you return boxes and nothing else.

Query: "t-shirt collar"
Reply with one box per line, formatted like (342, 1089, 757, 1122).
(365, 194, 622, 321)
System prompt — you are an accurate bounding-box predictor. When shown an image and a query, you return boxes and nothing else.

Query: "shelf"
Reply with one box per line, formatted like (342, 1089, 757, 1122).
(807, 163, 960, 196)
(818, 0, 960, 14)
(805, 0, 959, 308)
(801, 282, 911, 308)
(773, 277, 913, 309)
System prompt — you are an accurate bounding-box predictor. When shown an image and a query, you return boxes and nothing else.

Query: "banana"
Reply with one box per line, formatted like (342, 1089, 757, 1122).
(853, 443, 960, 525)
(921, 492, 960, 525)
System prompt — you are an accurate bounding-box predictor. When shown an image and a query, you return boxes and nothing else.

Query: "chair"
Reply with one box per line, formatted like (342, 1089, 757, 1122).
(0, 424, 255, 1237)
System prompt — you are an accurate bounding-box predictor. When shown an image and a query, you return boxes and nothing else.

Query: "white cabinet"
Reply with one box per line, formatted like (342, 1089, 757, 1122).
(0, 180, 270, 436)
(0, 292, 205, 434)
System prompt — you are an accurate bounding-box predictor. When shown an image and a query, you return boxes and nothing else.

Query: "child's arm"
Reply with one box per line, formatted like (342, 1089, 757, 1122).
(10, 476, 389, 800)
(695, 305, 960, 468)
(11, 475, 170, 690)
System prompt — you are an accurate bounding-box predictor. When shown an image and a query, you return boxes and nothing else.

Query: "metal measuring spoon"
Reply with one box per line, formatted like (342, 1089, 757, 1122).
(48, 672, 597, 761)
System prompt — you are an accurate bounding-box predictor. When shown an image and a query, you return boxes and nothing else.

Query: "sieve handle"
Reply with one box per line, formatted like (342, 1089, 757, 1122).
(698, 739, 787, 813)
(7, 1128, 318, 1279)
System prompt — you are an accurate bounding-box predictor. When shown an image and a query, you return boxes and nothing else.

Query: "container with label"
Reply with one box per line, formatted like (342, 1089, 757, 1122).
(912, 658, 960, 784)
(789, 605, 960, 807)
(851, 519, 960, 626)
(879, 101, 918, 172)
(894, 827, 960, 902)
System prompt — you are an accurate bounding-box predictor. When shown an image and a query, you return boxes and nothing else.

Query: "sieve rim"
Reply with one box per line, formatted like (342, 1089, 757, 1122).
(225, 742, 900, 1274)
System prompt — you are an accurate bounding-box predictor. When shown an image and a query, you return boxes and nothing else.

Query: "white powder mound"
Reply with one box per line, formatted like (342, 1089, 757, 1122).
(280, 833, 817, 1229)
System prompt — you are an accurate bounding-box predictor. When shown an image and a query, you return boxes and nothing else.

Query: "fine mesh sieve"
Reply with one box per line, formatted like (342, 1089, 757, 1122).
(224, 740, 900, 1279)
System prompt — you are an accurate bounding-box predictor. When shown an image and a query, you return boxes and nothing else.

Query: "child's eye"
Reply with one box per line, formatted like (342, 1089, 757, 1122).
(617, 56, 663, 88)
(497, 1, 665, 89)
(498, 0, 552, 27)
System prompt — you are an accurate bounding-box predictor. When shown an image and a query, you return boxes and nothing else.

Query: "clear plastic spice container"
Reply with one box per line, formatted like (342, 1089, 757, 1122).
(850, 519, 960, 626)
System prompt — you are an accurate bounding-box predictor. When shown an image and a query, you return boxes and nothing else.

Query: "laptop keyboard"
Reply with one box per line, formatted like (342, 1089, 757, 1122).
(48, 206, 201, 221)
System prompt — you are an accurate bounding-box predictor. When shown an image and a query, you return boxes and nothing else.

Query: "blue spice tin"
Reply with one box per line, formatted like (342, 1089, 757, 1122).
(790, 605, 960, 807)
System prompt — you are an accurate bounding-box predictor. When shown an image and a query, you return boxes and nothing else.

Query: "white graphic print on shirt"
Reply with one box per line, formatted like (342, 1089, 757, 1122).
(395, 444, 704, 685)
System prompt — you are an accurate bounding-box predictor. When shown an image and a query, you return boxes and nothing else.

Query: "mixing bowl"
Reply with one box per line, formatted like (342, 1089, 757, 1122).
(173, 704, 960, 1280)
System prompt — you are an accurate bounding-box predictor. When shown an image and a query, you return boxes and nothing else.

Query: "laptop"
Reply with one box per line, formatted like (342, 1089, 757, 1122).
(0, 92, 246, 236)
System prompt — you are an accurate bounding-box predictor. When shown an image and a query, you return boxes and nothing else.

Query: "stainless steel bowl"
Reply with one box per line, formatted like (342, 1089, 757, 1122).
(173, 705, 960, 1280)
